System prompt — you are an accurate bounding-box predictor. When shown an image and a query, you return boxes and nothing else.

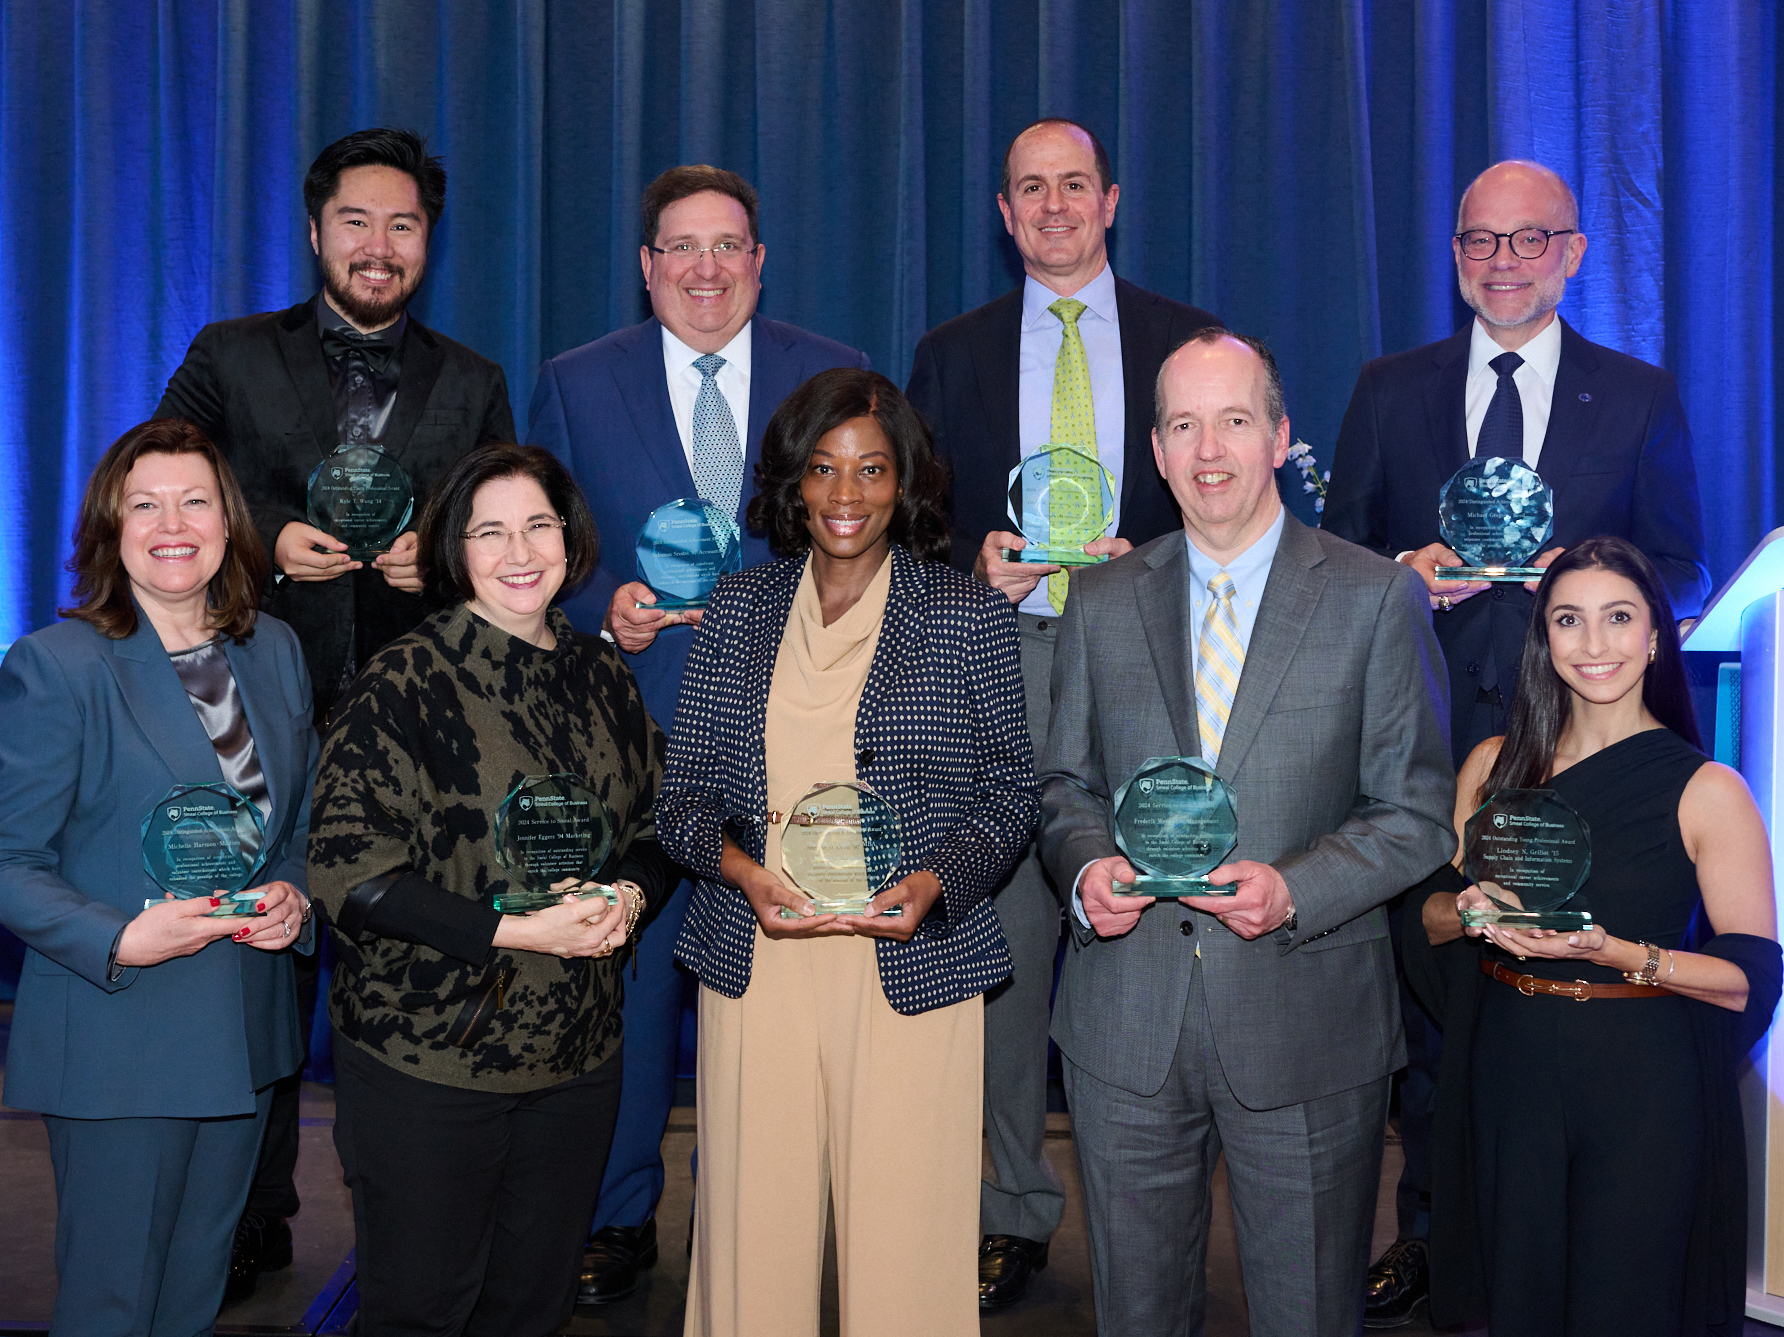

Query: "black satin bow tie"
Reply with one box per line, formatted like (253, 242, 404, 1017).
(320, 326, 397, 376)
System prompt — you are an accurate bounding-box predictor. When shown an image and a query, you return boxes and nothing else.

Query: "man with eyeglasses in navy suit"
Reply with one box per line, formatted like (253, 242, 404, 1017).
(1324, 158, 1709, 1329)
(528, 163, 869, 1304)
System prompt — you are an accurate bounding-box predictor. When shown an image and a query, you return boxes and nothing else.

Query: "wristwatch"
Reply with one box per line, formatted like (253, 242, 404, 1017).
(1280, 903, 1298, 933)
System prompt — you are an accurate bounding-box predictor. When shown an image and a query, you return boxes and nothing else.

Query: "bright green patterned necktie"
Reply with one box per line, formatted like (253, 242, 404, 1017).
(1047, 297, 1098, 613)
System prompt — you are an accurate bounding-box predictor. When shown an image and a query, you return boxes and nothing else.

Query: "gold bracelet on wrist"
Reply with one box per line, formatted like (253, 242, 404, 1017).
(1624, 940, 1662, 986)
(614, 881, 645, 940)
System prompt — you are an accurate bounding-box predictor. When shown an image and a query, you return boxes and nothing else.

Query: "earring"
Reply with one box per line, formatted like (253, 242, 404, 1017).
(1648, 647, 1656, 664)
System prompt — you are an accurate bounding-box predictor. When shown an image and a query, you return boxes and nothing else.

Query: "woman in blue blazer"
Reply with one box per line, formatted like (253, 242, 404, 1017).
(0, 419, 317, 1336)
(658, 368, 1039, 1336)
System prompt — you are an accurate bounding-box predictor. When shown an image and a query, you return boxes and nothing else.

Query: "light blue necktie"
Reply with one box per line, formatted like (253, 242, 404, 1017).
(691, 353, 743, 539)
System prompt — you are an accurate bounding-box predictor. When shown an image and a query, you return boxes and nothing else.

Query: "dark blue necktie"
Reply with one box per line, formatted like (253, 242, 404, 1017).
(1477, 351, 1525, 460)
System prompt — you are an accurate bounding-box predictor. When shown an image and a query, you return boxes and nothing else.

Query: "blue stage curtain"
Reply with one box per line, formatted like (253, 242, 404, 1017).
(0, 0, 1775, 643)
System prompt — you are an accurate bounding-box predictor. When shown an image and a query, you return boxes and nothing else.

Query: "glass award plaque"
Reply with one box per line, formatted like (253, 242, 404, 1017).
(1000, 445, 1115, 565)
(305, 445, 415, 560)
(490, 774, 620, 914)
(778, 781, 904, 918)
(1110, 757, 1240, 897)
(634, 498, 742, 610)
(140, 782, 268, 918)
(1434, 456, 1554, 581)
(1458, 788, 1593, 931)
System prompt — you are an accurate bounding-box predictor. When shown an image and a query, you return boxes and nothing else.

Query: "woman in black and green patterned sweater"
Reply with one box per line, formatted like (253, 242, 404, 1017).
(308, 444, 672, 1336)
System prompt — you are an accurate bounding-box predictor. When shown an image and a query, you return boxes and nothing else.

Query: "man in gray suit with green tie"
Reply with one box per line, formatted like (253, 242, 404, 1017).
(1039, 329, 1455, 1334)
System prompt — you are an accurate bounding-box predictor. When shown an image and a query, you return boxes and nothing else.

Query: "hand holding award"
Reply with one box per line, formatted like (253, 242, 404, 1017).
(141, 781, 270, 917)
(1434, 457, 1554, 582)
(1000, 445, 1116, 565)
(634, 498, 742, 610)
(1110, 758, 1239, 897)
(777, 781, 904, 918)
(1458, 788, 1593, 931)
(491, 775, 621, 913)
(305, 445, 415, 559)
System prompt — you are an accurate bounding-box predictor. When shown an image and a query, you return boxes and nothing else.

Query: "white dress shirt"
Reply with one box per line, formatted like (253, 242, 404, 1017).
(661, 322, 753, 475)
(1016, 264, 1125, 617)
(1463, 315, 1561, 468)
(1071, 505, 1288, 927)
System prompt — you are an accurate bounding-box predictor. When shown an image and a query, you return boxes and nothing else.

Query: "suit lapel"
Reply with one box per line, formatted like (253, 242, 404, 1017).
(107, 624, 225, 789)
(1424, 328, 1472, 482)
(617, 319, 697, 501)
(1134, 539, 1200, 757)
(382, 319, 446, 462)
(1212, 517, 1326, 780)
(274, 298, 341, 461)
(1535, 319, 1605, 502)
(858, 547, 922, 731)
(222, 635, 292, 835)
(968, 292, 1024, 478)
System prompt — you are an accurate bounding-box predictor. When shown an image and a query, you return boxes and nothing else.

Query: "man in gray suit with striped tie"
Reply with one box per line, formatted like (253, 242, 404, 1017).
(1039, 329, 1456, 1335)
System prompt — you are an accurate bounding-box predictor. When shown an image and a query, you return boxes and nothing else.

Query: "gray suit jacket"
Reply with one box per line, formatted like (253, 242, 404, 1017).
(1040, 514, 1455, 1109)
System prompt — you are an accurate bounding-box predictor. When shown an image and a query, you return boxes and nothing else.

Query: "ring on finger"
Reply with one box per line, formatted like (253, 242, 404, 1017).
(1437, 595, 1452, 612)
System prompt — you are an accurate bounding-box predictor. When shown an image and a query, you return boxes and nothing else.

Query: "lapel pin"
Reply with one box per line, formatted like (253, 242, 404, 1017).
(1578, 392, 1592, 402)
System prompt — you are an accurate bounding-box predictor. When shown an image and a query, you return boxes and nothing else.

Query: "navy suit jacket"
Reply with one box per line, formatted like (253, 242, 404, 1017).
(527, 316, 870, 732)
(655, 546, 1040, 1014)
(0, 613, 317, 1118)
(905, 275, 1221, 570)
(1325, 318, 1710, 762)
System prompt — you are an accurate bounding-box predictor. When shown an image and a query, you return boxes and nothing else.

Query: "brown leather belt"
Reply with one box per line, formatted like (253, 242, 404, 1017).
(1480, 959, 1674, 1000)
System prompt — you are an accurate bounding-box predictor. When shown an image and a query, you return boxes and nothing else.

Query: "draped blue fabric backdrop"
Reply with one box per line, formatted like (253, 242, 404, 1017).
(0, 0, 1777, 645)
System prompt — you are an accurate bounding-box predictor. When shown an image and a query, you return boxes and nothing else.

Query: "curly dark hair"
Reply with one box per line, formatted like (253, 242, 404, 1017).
(746, 369, 951, 563)
(417, 444, 599, 606)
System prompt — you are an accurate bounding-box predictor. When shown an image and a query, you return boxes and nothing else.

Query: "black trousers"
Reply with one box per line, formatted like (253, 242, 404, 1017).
(1471, 984, 1702, 1337)
(333, 1036, 624, 1337)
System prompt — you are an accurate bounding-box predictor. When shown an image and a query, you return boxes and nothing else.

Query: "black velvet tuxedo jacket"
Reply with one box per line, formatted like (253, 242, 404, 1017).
(905, 275, 1221, 571)
(1324, 318, 1710, 763)
(157, 295, 515, 716)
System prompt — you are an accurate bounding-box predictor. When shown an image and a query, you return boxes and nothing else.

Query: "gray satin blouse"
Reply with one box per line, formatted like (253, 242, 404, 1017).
(168, 638, 271, 819)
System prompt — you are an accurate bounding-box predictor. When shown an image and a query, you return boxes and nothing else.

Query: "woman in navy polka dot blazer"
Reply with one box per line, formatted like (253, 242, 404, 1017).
(657, 367, 1039, 1336)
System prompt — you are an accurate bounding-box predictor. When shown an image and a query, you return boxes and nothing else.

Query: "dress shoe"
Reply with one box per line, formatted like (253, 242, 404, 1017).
(221, 1213, 293, 1308)
(1362, 1237, 1429, 1329)
(577, 1218, 658, 1305)
(978, 1233, 1049, 1312)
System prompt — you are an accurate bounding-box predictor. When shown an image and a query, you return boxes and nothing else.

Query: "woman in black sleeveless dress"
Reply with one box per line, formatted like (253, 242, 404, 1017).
(1409, 536, 1780, 1337)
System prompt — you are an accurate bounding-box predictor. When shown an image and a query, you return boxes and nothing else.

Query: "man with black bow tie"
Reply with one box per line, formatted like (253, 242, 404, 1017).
(154, 126, 512, 1305)
(158, 127, 514, 727)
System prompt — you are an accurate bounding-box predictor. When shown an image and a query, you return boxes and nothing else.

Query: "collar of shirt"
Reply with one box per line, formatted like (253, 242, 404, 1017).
(661, 321, 753, 472)
(1020, 262, 1118, 333)
(1464, 315, 1562, 467)
(1183, 504, 1287, 660)
(317, 292, 408, 348)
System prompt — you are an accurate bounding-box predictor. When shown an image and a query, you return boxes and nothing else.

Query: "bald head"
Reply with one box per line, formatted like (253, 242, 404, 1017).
(1452, 160, 1588, 350)
(1456, 160, 1579, 232)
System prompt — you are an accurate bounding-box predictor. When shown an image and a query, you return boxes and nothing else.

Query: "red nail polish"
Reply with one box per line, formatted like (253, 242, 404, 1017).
(233, 929, 248, 941)
(255, 903, 266, 913)
(210, 897, 222, 907)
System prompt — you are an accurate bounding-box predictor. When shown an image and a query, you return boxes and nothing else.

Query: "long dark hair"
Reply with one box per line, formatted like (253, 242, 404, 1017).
(62, 418, 266, 643)
(1481, 535, 1702, 799)
(746, 368, 951, 562)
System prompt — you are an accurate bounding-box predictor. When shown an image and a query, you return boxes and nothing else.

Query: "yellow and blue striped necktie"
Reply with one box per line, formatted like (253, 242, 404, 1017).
(1196, 571, 1244, 764)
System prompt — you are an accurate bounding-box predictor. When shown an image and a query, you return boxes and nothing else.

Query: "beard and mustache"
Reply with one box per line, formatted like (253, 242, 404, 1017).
(322, 255, 425, 331)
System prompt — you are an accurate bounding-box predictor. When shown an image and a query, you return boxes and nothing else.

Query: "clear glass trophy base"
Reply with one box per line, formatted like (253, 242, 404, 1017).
(1434, 565, 1543, 582)
(777, 897, 904, 919)
(142, 891, 263, 918)
(1001, 547, 1107, 566)
(491, 886, 618, 914)
(634, 596, 705, 610)
(1460, 907, 1594, 931)
(1112, 875, 1238, 898)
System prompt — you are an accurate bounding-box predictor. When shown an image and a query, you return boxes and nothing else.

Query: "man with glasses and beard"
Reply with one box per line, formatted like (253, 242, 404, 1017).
(1323, 158, 1709, 1329)
(155, 126, 514, 1304)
